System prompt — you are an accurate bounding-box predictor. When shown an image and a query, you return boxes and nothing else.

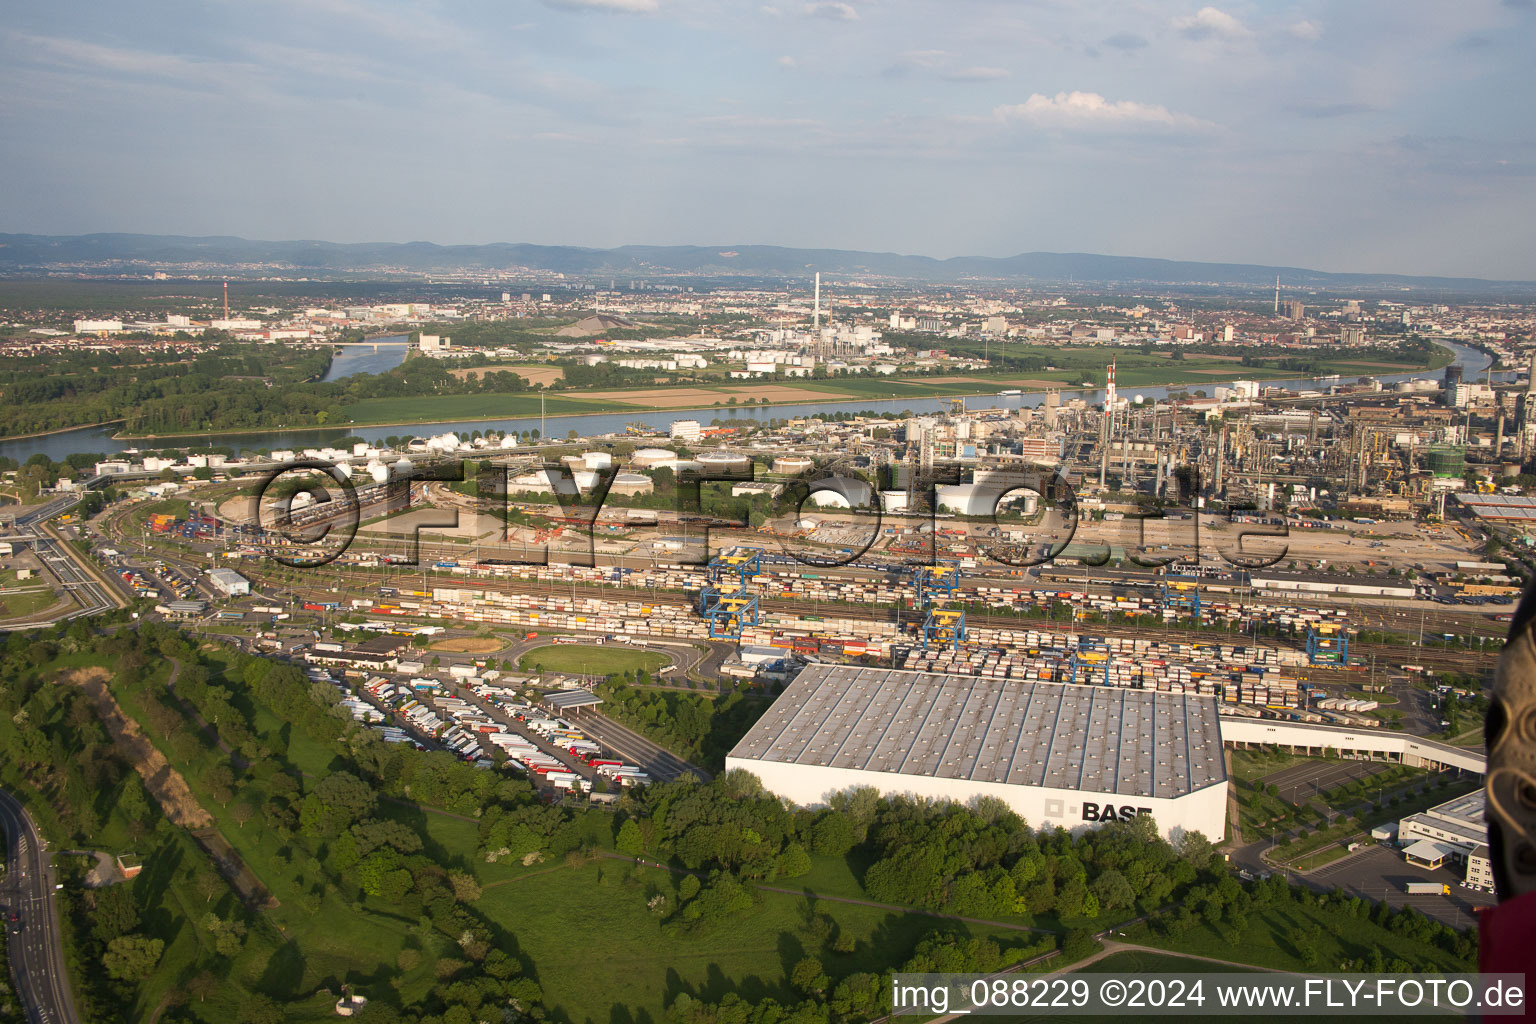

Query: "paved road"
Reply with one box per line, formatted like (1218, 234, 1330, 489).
(1260, 759, 1386, 805)
(1, 496, 122, 630)
(0, 789, 81, 1024)
(569, 709, 712, 782)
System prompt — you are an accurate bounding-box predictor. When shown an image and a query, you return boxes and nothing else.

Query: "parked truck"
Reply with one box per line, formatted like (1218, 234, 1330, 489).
(1405, 882, 1450, 895)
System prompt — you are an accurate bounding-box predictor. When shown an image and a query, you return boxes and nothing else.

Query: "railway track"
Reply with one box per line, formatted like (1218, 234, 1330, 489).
(245, 561, 1497, 675)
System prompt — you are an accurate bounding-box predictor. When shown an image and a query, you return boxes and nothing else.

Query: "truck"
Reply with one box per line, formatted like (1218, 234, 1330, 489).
(1405, 882, 1449, 895)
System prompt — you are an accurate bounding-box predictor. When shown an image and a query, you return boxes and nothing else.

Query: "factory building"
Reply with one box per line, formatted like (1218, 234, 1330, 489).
(726, 665, 1228, 841)
(1246, 570, 1416, 600)
(1397, 791, 1495, 893)
(206, 568, 251, 597)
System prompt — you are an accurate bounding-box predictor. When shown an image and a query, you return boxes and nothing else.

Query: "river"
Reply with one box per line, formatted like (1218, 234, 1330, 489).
(320, 336, 410, 382)
(0, 340, 1497, 463)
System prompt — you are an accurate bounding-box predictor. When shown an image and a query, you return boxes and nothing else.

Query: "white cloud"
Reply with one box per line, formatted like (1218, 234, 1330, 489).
(804, 2, 858, 21)
(1173, 6, 1250, 40)
(543, 0, 659, 12)
(995, 91, 1211, 131)
(1289, 19, 1323, 41)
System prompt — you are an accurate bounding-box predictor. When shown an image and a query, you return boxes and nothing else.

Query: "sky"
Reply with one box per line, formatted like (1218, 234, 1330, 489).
(2, 0, 1534, 279)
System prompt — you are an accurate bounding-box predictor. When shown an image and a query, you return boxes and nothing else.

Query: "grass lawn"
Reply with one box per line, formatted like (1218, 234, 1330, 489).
(519, 644, 670, 677)
(1281, 843, 1354, 871)
(475, 859, 1051, 1024)
(0, 586, 61, 620)
(1120, 902, 1473, 974)
(1229, 749, 1309, 783)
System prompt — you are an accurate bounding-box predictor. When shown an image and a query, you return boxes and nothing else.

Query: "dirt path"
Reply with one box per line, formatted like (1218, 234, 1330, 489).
(1053, 938, 1288, 974)
(63, 668, 213, 829)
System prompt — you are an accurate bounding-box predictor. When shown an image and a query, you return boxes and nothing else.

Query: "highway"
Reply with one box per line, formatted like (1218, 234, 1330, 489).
(0, 789, 81, 1024)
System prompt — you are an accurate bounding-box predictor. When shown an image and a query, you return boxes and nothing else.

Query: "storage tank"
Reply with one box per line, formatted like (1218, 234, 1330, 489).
(366, 460, 390, 484)
(808, 479, 873, 508)
(936, 484, 998, 517)
(1425, 445, 1465, 478)
(583, 451, 613, 471)
(393, 458, 414, 478)
(697, 451, 751, 474)
(610, 472, 654, 496)
(773, 455, 814, 475)
(630, 448, 679, 469)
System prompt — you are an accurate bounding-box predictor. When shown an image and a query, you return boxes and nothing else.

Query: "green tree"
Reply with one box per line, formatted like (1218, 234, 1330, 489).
(448, 870, 482, 903)
(91, 885, 140, 943)
(103, 935, 164, 982)
(790, 956, 829, 996)
(1091, 869, 1136, 911)
(777, 841, 813, 878)
(616, 819, 645, 857)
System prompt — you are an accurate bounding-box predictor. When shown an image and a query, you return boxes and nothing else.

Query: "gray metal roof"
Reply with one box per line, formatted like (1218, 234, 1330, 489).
(1458, 493, 1536, 521)
(729, 665, 1226, 799)
(544, 689, 603, 710)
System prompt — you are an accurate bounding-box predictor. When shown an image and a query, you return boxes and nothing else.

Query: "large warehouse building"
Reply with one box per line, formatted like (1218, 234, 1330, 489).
(726, 665, 1228, 841)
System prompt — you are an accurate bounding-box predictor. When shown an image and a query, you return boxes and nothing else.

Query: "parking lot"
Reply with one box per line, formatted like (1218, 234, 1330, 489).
(1302, 845, 1496, 928)
(1262, 760, 1388, 805)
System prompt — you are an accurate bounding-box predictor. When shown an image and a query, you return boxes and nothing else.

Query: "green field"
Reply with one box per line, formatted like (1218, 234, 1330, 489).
(0, 586, 59, 620)
(475, 859, 1048, 1024)
(519, 644, 669, 677)
(328, 343, 1450, 428)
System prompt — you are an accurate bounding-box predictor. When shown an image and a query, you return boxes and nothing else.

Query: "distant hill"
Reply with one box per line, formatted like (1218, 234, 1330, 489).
(0, 232, 1530, 293)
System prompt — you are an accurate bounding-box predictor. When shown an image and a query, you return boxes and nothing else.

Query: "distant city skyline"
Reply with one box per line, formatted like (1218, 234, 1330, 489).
(3, 1, 1534, 279)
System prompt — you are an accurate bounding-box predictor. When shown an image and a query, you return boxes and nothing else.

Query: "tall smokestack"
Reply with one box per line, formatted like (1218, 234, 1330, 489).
(223, 280, 229, 321)
(813, 272, 821, 333)
(1104, 360, 1117, 437)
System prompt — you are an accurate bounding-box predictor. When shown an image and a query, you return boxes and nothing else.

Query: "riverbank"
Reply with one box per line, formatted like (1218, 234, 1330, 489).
(107, 346, 1457, 442)
(0, 419, 126, 444)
